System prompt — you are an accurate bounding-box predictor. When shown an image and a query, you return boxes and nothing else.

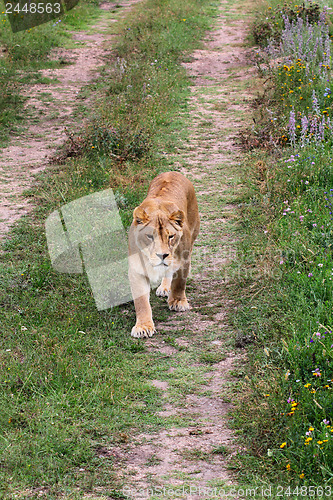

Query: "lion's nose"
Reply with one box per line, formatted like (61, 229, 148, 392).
(157, 253, 169, 261)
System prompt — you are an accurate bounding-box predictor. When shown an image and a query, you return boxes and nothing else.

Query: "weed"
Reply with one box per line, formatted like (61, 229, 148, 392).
(212, 445, 229, 455)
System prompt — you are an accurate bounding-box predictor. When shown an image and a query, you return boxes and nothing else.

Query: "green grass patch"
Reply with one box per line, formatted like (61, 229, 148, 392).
(232, 0, 333, 489)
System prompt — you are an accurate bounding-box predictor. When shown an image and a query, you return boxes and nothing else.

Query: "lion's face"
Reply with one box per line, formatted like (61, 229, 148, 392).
(132, 206, 184, 269)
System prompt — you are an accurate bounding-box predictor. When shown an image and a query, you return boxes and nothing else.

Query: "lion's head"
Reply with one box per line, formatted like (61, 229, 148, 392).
(132, 203, 185, 268)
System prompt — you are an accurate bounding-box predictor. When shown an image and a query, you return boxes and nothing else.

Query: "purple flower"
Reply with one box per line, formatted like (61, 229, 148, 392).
(312, 90, 320, 116)
(289, 108, 296, 147)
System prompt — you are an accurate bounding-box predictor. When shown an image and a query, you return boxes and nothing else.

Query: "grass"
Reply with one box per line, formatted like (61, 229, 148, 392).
(231, 0, 333, 489)
(0, 0, 221, 497)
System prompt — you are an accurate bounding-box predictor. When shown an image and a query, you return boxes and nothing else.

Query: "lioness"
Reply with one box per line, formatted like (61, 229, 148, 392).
(128, 171, 200, 338)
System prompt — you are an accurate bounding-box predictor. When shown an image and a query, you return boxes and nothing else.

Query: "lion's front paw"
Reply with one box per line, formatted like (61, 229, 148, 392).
(168, 296, 190, 312)
(131, 322, 156, 338)
(156, 284, 170, 297)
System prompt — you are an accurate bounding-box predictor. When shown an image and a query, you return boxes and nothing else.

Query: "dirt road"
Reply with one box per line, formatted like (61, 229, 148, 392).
(107, 0, 255, 497)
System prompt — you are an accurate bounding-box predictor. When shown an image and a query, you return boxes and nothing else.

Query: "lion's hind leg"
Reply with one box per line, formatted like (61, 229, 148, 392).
(168, 263, 190, 312)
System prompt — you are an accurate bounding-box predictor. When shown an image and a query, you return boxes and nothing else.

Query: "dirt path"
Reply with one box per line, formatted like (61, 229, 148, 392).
(107, 1, 255, 498)
(0, 0, 140, 239)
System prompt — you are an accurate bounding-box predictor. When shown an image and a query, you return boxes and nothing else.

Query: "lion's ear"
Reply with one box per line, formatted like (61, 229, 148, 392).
(133, 206, 149, 225)
(169, 209, 185, 228)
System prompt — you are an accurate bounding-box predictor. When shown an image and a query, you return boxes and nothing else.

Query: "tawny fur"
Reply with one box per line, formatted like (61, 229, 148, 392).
(128, 171, 200, 338)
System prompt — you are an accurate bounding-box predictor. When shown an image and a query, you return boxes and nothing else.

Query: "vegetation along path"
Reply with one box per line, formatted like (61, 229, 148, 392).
(109, 0, 255, 496)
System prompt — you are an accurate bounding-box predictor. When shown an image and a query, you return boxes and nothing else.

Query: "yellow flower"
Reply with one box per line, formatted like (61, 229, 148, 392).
(280, 442, 287, 448)
(286, 463, 291, 470)
(300, 473, 305, 479)
(317, 441, 323, 444)
(309, 427, 314, 431)
(304, 383, 311, 388)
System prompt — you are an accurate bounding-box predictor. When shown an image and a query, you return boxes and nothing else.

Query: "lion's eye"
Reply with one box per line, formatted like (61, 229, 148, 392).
(146, 234, 154, 241)
(169, 235, 175, 240)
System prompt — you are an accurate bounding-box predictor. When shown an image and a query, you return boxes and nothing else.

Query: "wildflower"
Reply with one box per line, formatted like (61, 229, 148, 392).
(280, 442, 287, 449)
(323, 419, 330, 425)
(286, 463, 291, 471)
(318, 263, 323, 267)
(309, 427, 314, 432)
(289, 108, 296, 146)
(308, 273, 313, 277)
(312, 90, 320, 115)
(317, 441, 323, 444)
(300, 473, 305, 479)
(304, 383, 311, 388)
